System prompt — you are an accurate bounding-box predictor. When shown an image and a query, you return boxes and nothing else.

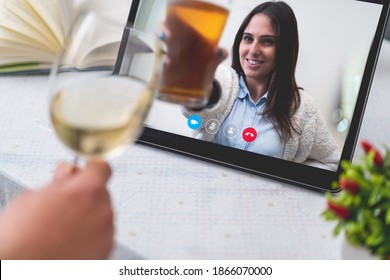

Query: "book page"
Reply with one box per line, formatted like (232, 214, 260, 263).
(73, 0, 131, 68)
(0, 41, 55, 64)
(25, 0, 64, 45)
(0, 27, 56, 66)
(0, 5, 56, 52)
(75, 23, 124, 68)
(77, 41, 121, 69)
(3, 0, 60, 51)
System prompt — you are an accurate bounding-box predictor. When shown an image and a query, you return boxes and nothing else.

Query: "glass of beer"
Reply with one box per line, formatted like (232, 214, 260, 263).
(157, 0, 231, 108)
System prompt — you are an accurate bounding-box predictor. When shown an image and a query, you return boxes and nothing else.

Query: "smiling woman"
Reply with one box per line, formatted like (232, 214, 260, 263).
(181, 1, 340, 171)
(238, 14, 277, 101)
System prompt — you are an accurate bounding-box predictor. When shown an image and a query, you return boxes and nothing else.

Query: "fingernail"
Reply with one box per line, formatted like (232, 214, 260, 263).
(156, 30, 167, 42)
(217, 49, 224, 59)
(54, 162, 75, 179)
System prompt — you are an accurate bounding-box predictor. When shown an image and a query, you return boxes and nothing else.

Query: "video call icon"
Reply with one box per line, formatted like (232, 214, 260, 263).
(187, 114, 202, 130)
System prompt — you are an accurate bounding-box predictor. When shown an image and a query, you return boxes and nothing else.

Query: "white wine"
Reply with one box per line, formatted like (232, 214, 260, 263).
(50, 76, 153, 158)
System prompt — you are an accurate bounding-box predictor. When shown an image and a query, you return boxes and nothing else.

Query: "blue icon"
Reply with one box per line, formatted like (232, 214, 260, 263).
(187, 114, 202, 130)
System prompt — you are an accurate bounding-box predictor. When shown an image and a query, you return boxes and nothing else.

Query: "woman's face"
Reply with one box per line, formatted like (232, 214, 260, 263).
(239, 13, 277, 84)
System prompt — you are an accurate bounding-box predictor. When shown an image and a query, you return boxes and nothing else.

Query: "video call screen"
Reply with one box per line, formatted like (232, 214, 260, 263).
(117, 0, 386, 179)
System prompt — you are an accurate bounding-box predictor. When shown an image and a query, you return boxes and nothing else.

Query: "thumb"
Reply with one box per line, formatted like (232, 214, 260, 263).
(53, 162, 80, 180)
(76, 160, 112, 187)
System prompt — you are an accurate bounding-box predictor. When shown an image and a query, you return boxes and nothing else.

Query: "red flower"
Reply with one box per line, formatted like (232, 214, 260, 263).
(339, 178, 359, 194)
(327, 201, 350, 220)
(361, 141, 384, 166)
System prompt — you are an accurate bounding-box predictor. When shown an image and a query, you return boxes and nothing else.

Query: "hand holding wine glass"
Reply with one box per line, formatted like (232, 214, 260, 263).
(48, 12, 163, 162)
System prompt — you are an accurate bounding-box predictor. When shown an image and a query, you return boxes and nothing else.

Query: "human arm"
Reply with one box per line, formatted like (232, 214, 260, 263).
(180, 64, 240, 141)
(0, 161, 114, 260)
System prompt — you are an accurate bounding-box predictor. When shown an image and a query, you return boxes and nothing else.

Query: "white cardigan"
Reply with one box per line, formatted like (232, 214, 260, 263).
(182, 65, 341, 171)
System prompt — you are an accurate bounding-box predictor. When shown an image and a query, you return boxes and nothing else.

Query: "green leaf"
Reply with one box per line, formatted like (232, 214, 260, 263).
(368, 188, 383, 205)
(366, 231, 384, 246)
(322, 211, 336, 221)
(345, 229, 362, 245)
(383, 150, 390, 175)
(386, 208, 390, 225)
(333, 223, 343, 236)
(341, 160, 352, 170)
(323, 143, 390, 254)
(346, 169, 364, 180)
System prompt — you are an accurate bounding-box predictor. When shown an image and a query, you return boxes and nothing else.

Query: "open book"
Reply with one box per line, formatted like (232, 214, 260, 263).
(0, 0, 129, 74)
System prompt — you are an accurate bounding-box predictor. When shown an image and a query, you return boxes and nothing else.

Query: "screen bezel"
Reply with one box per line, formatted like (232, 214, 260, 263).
(114, 0, 390, 192)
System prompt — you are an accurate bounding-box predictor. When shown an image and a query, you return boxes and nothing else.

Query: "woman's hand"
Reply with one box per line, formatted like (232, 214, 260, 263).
(158, 23, 228, 105)
(0, 161, 114, 259)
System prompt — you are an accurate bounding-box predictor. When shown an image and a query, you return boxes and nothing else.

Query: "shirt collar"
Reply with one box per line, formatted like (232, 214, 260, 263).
(238, 75, 268, 106)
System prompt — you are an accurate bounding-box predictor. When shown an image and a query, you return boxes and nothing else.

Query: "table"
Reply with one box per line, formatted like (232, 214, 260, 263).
(1, 40, 389, 260)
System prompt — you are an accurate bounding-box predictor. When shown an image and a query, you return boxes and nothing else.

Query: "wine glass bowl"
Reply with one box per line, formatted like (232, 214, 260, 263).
(48, 12, 163, 160)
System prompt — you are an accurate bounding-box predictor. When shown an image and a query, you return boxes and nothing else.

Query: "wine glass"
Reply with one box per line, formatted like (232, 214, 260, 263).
(48, 12, 163, 163)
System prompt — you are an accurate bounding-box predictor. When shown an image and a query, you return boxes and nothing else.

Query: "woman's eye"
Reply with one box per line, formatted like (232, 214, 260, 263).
(261, 38, 274, 45)
(243, 35, 253, 43)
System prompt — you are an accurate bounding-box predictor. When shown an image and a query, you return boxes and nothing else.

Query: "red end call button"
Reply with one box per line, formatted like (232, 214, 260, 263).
(242, 127, 257, 142)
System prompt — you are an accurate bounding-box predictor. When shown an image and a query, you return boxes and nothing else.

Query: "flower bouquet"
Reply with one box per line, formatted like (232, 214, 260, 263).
(322, 141, 390, 260)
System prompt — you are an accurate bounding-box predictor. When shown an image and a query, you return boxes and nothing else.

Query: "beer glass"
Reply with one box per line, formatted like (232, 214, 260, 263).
(157, 0, 231, 108)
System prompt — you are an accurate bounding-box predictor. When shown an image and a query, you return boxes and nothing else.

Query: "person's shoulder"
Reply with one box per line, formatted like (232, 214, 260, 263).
(215, 63, 239, 82)
(298, 89, 315, 103)
(298, 89, 318, 108)
(296, 89, 320, 117)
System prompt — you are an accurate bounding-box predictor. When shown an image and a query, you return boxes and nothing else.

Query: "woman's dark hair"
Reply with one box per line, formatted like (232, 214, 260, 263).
(231, 1, 301, 141)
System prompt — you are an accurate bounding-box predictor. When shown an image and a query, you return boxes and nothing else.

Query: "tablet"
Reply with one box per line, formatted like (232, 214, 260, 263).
(114, 0, 390, 192)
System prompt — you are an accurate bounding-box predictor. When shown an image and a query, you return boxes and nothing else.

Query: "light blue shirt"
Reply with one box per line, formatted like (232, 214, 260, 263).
(212, 75, 285, 158)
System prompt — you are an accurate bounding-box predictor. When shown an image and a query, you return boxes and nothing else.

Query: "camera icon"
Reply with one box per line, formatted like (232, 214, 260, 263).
(187, 114, 202, 130)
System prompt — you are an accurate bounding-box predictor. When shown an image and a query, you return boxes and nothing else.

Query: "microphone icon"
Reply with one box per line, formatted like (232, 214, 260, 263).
(205, 119, 220, 134)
